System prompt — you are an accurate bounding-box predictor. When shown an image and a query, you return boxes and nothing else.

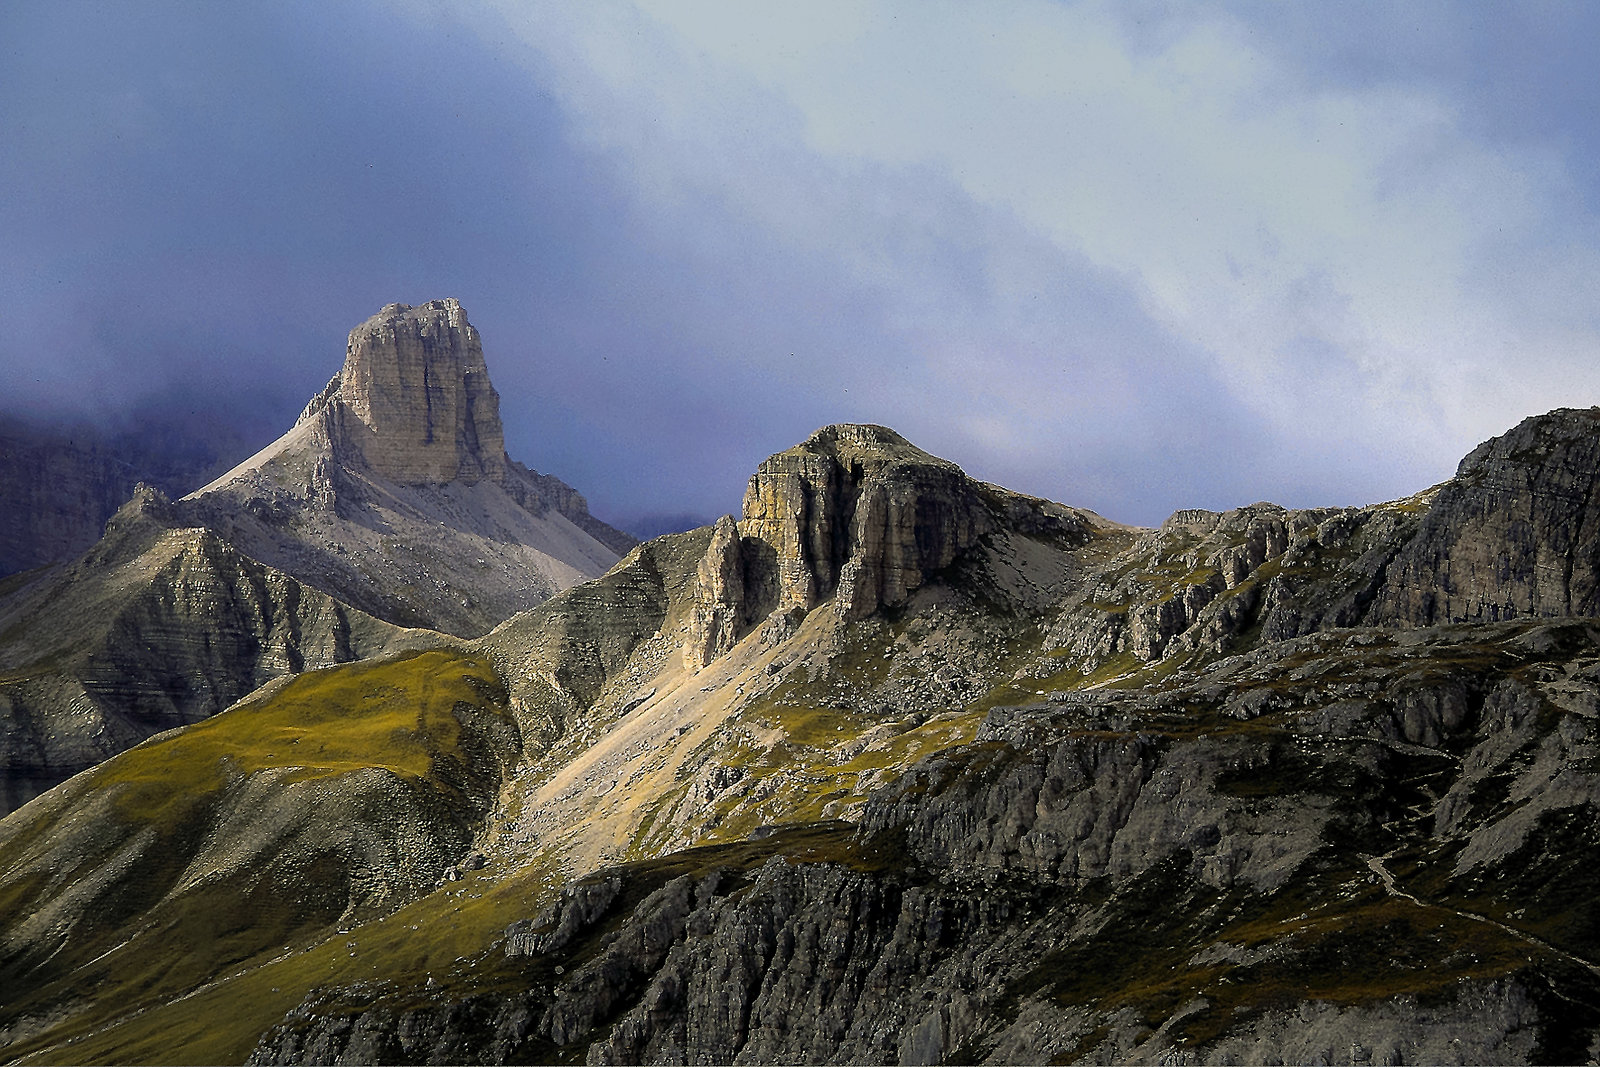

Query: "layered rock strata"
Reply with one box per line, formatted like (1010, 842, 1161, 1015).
(183, 300, 634, 637)
(303, 299, 506, 485)
(0, 300, 634, 814)
(0, 486, 431, 813)
(687, 423, 1095, 668)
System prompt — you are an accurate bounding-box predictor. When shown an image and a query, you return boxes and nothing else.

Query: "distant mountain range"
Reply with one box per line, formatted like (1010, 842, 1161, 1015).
(3, 303, 1600, 1064)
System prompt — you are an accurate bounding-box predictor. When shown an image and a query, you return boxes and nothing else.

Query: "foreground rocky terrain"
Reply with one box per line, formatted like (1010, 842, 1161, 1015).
(5, 393, 1600, 1063)
(0, 300, 631, 815)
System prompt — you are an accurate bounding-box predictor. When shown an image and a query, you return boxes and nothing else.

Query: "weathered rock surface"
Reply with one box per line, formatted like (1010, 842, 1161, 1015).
(1375, 407, 1600, 625)
(326, 300, 507, 485)
(247, 621, 1600, 1065)
(737, 425, 1001, 619)
(685, 423, 1103, 670)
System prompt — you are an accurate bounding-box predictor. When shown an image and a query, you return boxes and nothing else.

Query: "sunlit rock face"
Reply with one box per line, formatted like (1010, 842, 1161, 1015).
(738, 424, 995, 620)
(321, 299, 508, 486)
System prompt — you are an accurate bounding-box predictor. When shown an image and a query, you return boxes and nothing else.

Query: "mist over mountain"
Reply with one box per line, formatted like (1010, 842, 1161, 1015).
(0, 395, 283, 577)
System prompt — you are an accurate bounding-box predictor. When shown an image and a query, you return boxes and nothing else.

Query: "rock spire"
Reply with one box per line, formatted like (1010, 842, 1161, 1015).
(305, 299, 507, 485)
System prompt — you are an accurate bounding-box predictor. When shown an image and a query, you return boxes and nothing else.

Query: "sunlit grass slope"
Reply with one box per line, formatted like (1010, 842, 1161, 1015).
(0, 648, 516, 1066)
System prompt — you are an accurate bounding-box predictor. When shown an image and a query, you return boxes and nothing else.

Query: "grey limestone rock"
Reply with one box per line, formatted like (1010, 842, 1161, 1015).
(329, 299, 507, 486)
(737, 424, 996, 621)
(1374, 407, 1600, 625)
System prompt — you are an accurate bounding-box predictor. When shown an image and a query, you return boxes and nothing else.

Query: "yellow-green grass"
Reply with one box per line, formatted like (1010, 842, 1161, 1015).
(38, 823, 887, 1065)
(24, 858, 565, 1067)
(1, 648, 511, 1065)
(98, 647, 496, 822)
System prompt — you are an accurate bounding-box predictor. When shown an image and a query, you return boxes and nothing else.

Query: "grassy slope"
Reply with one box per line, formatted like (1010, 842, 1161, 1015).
(0, 648, 511, 1066)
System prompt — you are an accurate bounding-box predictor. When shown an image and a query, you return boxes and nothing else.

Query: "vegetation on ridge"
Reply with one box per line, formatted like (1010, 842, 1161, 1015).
(0, 648, 516, 1066)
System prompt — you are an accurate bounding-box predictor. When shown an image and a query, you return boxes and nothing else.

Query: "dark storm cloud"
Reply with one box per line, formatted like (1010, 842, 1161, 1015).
(1, 0, 1254, 529)
(7, 2, 1599, 536)
(0, 0, 707, 525)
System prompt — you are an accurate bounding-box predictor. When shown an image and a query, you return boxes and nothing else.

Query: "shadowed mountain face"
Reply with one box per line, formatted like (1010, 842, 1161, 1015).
(8, 407, 1600, 1064)
(0, 410, 262, 578)
(0, 300, 634, 816)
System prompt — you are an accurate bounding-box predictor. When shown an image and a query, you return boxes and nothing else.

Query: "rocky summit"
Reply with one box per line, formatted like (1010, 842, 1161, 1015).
(184, 299, 635, 635)
(308, 299, 509, 486)
(6, 394, 1600, 1065)
(0, 300, 632, 816)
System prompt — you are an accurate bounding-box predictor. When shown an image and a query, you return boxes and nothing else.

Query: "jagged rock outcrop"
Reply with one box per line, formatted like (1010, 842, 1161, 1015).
(737, 425, 996, 620)
(318, 300, 506, 485)
(685, 516, 747, 670)
(1374, 407, 1600, 625)
(684, 425, 1096, 669)
(1052, 406, 1600, 672)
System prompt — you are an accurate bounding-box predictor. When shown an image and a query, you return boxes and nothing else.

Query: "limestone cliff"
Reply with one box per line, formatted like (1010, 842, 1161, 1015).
(687, 423, 1098, 668)
(183, 299, 635, 636)
(737, 424, 997, 618)
(308, 299, 506, 486)
(1373, 407, 1600, 625)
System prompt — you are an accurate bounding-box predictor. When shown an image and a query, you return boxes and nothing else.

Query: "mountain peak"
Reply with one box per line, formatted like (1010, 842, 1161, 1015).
(322, 298, 506, 485)
(784, 423, 947, 473)
(180, 299, 634, 636)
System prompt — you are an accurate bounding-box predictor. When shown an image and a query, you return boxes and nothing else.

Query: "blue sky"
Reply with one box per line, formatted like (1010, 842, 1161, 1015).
(4, 1, 1599, 534)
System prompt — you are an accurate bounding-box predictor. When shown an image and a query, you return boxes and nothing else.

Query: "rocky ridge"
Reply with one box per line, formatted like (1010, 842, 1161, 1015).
(0, 485, 435, 813)
(6, 409, 1600, 1063)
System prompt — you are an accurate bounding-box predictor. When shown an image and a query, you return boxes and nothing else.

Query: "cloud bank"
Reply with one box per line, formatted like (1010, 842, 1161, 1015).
(5, 1, 1599, 530)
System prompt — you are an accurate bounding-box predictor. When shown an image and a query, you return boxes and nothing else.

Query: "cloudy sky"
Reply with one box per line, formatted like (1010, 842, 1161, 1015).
(5, 1, 1599, 534)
